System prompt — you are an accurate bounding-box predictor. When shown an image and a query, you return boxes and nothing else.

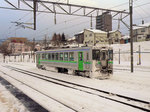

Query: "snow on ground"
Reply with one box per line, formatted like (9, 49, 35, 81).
(112, 41, 150, 67)
(0, 41, 150, 112)
(0, 83, 29, 112)
(0, 63, 148, 112)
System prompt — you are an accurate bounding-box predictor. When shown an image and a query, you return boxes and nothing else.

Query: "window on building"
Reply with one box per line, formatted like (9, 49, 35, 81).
(69, 52, 74, 61)
(89, 33, 92, 37)
(141, 28, 145, 32)
(115, 34, 118, 37)
(64, 52, 68, 61)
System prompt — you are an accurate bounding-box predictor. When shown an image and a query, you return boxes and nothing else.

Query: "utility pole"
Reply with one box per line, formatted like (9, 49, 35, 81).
(129, 0, 134, 72)
(44, 35, 47, 50)
(33, 0, 37, 30)
(33, 38, 35, 63)
(90, 15, 93, 29)
(138, 45, 141, 65)
(119, 49, 120, 64)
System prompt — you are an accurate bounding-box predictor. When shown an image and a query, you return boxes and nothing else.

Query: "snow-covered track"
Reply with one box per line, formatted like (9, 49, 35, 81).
(0, 73, 49, 112)
(3, 65, 150, 112)
(0, 69, 78, 112)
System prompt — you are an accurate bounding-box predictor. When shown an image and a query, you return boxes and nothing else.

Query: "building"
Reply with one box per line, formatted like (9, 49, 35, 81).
(120, 35, 130, 44)
(96, 12, 112, 32)
(133, 22, 150, 42)
(74, 31, 84, 44)
(109, 30, 122, 44)
(83, 29, 121, 46)
(84, 29, 108, 45)
(7, 37, 31, 55)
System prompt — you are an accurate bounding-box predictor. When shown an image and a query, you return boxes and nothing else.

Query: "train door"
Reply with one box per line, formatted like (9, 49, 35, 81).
(37, 54, 40, 65)
(100, 50, 108, 68)
(78, 52, 83, 71)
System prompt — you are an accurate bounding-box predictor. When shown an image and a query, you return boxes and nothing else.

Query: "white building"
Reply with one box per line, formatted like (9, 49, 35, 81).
(83, 29, 121, 46)
(133, 22, 150, 42)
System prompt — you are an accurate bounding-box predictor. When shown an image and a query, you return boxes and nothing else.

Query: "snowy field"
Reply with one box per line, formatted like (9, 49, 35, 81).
(0, 41, 150, 112)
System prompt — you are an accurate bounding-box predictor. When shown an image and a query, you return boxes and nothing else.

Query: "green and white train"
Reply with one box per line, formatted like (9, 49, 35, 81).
(36, 46, 113, 79)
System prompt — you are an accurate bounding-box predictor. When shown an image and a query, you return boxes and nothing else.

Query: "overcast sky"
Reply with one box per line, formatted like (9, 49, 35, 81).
(0, 0, 150, 41)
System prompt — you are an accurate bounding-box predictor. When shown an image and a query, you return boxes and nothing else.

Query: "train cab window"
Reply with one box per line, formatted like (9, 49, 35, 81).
(69, 52, 74, 61)
(64, 52, 68, 61)
(59, 53, 63, 60)
(101, 51, 106, 60)
(108, 50, 113, 60)
(48, 53, 51, 60)
(52, 53, 55, 60)
(92, 50, 100, 60)
(56, 53, 59, 60)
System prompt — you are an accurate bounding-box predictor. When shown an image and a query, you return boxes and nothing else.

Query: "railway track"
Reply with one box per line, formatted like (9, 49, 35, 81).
(0, 74, 49, 112)
(0, 69, 78, 112)
(2, 65, 150, 112)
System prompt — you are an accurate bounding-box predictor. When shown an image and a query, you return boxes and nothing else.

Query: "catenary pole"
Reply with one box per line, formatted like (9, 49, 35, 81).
(129, 0, 134, 72)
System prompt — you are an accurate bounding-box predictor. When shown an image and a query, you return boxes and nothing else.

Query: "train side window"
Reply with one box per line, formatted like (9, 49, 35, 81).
(45, 54, 48, 60)
(42, 54, 45, 59)
(52, 53, 55, 60)
(59, 53, 63, 60)
(92, 50, 100, 60)
(48, 53, 51, 60)
(64, 52, 68, 61)
(56, 53, 59, 60)
(69, 52, 74, 61)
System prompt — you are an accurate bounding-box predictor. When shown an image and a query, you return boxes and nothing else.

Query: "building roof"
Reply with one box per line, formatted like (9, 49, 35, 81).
(67, 37, 76, 41)
(109, 30, 121, 33)
(85, 29, 107, 34)
(74, 31, 84, 36)
(121, 35, 130, 39)
(133, 22, 150, 30)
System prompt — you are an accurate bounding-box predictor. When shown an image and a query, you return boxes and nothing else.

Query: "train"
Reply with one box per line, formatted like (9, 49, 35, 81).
(36, 46, 113, 79)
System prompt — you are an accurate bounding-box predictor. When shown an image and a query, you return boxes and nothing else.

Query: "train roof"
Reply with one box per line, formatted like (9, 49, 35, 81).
(36, 46, 112, 54)
(36, 46, 92, 54)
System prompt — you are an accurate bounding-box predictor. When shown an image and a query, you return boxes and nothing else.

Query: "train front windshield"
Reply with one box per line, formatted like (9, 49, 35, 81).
(92, 50, 100, 60)
(108, 50, 113, 60)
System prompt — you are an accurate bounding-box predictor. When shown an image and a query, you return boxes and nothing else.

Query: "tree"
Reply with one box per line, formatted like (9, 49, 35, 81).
(0, 42, 12, 62)
(61, 33, 66, 43)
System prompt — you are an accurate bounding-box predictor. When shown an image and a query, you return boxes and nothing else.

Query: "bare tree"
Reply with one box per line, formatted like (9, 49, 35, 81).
(0, 42, 12, 62)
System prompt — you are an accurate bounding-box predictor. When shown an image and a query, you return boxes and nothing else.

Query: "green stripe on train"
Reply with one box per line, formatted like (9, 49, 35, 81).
(97, 61, 113, 64)
(40, 59, 77, 63)
(39, 59, 92, 64)
(84, 62, 91, 64)
(108, 61, 113, 64)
